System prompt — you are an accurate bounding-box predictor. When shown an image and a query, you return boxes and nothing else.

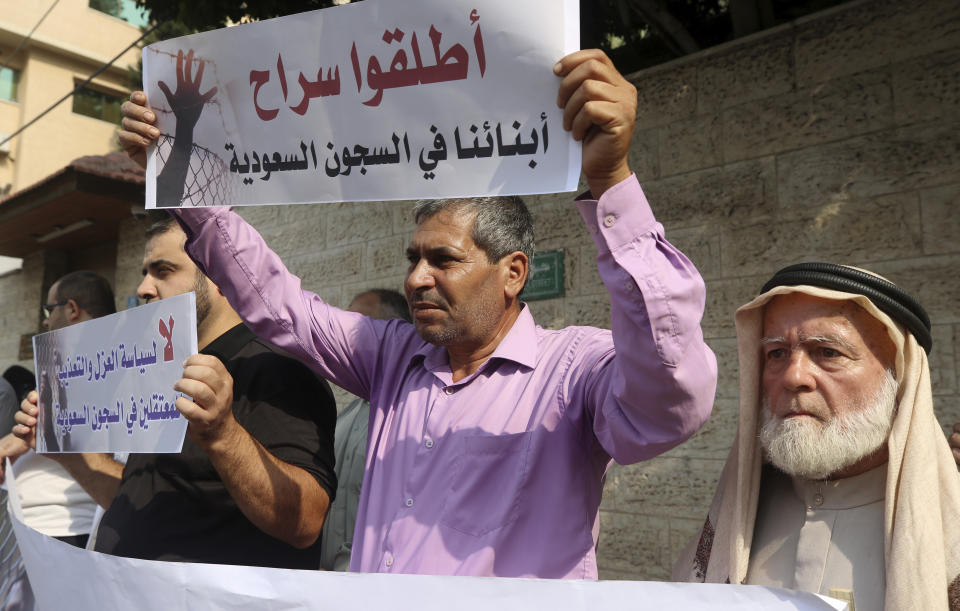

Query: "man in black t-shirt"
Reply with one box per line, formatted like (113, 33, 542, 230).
(15, 217, 337, 569)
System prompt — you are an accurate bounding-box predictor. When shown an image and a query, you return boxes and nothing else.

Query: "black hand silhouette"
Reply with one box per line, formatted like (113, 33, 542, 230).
(159, 49, 218, 137)
(156, 49, 217, 207)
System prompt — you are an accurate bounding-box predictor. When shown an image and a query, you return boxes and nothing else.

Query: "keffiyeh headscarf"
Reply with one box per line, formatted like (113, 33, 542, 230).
(672, 263, 960, 610)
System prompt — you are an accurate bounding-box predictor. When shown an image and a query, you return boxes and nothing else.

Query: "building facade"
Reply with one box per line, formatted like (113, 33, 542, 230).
(0, 0, 145, 354)
(0, 0, 144, 193)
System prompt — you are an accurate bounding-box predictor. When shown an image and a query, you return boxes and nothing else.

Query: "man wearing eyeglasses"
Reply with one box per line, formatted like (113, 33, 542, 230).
(37, 272, 117, 453)
(1, 271, 114, 552)
(40, 271, 116, 332)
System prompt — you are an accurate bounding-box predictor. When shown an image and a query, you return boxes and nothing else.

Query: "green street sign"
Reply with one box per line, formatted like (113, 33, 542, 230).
(523, 249, 565, 301)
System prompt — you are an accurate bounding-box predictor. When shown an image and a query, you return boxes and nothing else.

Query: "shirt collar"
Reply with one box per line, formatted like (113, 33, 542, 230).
(790, 462, 887, 510)
(410, 304, 539, 374)
(200, 323, 254, 362)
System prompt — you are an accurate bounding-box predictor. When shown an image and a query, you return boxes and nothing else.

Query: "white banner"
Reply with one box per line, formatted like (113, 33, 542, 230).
(143, 0, 581, 209)
(6, 506, 845, 610)
(31, 293, 197, 453)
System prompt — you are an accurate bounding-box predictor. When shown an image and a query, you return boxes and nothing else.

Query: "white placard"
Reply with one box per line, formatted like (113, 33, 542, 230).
(143, 0, 581, 209)
(5, 490, 845, 611)
(31, 293, 197, 453)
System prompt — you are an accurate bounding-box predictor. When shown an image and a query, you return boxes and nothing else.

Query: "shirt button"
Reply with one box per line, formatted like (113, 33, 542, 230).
(444, 387, 454, 395)
(603, 214, 616, 228)
(813, 493, 824, 507)
(405, 497, 414, 507)
(424, 438, 434, 448)
(385, 554, 394, 567)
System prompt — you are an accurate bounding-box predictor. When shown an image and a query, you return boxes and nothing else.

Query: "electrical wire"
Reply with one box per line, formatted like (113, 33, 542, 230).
(0, 22, 159, 151)
(0, 0, 62, 73)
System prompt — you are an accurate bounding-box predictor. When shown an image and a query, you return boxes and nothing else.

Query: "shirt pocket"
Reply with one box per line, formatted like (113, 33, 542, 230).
(440, 431, 533, 537)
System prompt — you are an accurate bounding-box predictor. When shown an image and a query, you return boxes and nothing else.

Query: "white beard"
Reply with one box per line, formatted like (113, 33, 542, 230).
(759, 370, 898, 480)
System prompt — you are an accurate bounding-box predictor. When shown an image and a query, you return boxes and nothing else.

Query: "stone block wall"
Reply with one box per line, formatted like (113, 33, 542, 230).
(53, 0, 960, 581)
(597, 0, 960, 580)
(0, 268, 32, 368)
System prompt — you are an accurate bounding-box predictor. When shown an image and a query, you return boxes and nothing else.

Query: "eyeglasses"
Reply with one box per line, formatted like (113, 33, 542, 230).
(43, 301, 68, 318)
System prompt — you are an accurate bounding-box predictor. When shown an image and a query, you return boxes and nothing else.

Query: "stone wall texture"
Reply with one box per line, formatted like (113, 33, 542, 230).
(1, 0, 958, 581)
(596, 0, 960, 580)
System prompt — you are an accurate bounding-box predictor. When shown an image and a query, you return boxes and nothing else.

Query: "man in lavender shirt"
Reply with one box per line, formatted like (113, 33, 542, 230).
(118, 48, 718, 579)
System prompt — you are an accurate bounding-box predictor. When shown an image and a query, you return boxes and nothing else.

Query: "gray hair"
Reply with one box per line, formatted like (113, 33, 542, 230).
(412, 196, 535, 264)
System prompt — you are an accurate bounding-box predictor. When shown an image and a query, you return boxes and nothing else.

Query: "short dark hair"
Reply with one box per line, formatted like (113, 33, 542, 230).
(354, 289, 411, 323)
(145, 214, 179, 240)
(412, 196, 535, 264)
(53, 271, 115, 318)
(3, 365, 36, 403)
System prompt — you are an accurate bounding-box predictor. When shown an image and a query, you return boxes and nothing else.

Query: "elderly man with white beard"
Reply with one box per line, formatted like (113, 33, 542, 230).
(673, 263, 960, 611)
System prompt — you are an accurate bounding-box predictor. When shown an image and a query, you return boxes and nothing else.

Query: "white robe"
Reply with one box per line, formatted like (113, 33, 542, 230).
(747, 464, 886, 611)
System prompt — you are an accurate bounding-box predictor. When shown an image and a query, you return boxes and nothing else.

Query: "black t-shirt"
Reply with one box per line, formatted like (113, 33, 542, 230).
(94, 324, 337, 569)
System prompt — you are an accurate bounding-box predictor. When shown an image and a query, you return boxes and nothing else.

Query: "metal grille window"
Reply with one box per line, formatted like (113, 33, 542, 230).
(72, 85, 123, 123)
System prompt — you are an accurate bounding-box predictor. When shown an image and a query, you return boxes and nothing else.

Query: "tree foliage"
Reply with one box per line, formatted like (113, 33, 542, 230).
(134, 0, 340, 32)
(584, 0, 732, 74)
(134, 0, 847, 75)
(134, 0, 727, 74)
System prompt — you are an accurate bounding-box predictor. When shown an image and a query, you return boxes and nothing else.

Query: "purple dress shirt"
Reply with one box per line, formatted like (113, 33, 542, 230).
(172, 175, 717, 579)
